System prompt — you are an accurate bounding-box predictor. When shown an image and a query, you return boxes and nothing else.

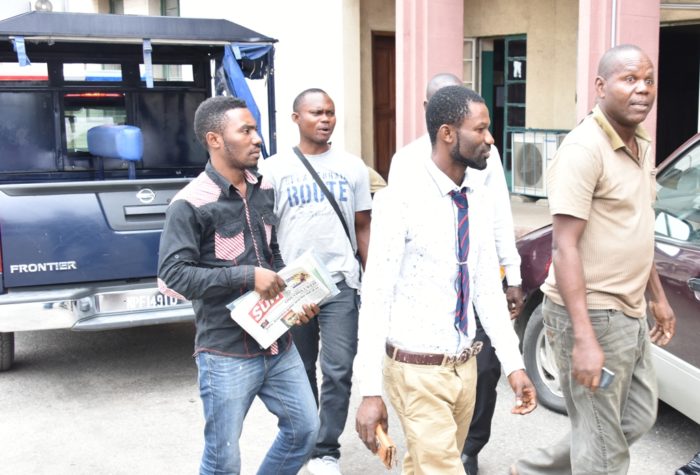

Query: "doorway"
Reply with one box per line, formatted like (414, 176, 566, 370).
(481, 35, 527, 188)
(658, 24, 700, 163)
(371, 31, 396, 180)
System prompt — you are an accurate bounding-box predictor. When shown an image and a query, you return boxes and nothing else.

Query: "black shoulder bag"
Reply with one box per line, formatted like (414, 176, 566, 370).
(292, 146, 362, 267)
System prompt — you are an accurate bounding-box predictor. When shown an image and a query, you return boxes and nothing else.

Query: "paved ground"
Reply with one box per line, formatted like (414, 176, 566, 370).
(2, 322, 699, 475)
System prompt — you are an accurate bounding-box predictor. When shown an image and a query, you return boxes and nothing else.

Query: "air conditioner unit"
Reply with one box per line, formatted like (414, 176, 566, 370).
(511, 132, 562, 197)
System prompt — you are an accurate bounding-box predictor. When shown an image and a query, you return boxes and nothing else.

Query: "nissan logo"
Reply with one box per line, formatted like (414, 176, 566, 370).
(136, 188, 156, 204)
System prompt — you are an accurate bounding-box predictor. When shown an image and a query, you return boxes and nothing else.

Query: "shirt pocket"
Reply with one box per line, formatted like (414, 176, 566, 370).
(214, 222, 246, 262)
(260, 211, 279, 246)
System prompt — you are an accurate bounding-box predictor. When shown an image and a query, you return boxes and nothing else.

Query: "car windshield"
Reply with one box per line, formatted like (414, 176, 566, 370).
(655, 142, 700, 244)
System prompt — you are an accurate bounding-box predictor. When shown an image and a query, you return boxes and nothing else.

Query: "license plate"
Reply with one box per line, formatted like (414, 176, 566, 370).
(97, 290, 187, 313)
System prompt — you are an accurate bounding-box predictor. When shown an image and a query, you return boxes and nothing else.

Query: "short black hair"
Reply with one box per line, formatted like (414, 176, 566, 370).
(292, 88, 329, 112)
(597, 44, 646, 79)
(193, 96, 247, 148)
(425, 85, 485, 145)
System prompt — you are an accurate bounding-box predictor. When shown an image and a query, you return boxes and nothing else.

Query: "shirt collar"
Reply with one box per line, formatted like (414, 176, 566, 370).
(205, 161, 261, 197)
(591, 105, 652, 151)
(423, 154, 471, 197)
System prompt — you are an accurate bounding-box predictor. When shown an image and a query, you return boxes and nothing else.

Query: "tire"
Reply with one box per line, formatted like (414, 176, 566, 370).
(522, 304, 567, 414)
(0, 332, 15, 371)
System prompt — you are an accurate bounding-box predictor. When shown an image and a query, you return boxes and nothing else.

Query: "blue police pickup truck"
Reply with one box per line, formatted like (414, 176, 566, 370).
(0, 10, 276, 370)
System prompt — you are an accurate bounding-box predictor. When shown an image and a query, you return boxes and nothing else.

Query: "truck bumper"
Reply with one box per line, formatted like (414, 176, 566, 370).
(0, 281, 194, 332)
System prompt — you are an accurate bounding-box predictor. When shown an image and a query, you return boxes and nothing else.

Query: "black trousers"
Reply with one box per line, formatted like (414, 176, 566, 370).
(462, 315, 502, 457)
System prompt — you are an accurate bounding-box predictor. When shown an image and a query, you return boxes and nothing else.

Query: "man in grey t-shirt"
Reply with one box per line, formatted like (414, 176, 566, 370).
(259, 88, 372, 475)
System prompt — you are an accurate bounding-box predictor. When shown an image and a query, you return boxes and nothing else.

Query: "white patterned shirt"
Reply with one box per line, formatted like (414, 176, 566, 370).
(357, 156, 524, 396)
(389, 135, 522, 286)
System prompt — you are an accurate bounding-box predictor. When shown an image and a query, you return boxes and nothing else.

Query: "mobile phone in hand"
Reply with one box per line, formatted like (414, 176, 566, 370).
(599, 366, 615, 389)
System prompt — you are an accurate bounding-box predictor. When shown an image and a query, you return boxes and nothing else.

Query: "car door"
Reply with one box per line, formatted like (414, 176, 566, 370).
(651, 135, 700, 424)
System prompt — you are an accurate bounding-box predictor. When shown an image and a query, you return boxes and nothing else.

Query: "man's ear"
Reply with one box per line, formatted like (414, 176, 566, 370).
(438, 124, 455, 144)
(594, 76, 606, 99)
(291, 111, 300, 125)
(205, 131, 221, 150)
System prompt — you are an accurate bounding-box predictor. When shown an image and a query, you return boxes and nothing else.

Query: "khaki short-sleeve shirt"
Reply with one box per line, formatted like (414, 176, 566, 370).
(541, 106, 656, 318)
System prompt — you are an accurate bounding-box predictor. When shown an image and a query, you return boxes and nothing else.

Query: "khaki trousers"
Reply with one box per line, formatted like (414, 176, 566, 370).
(384, 354, 477, 475)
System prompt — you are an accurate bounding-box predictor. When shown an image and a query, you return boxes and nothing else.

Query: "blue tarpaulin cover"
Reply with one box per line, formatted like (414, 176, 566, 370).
(221, 43, 273, 157)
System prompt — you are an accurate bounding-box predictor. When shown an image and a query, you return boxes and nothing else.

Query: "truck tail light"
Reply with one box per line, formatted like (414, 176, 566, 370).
(64, 92, 124, 98)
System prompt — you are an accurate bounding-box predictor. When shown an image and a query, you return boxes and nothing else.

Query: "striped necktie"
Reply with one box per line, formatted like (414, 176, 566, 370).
(449, 188, 470, 335)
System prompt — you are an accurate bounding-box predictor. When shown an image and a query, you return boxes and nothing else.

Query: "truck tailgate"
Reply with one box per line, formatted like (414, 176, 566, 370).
(0, 179, 189, 288)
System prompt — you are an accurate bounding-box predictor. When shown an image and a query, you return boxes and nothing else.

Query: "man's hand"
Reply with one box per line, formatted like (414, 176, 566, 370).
(648, 299, 675, 346)
(507, 369, 537, 415)
(647, 265, 675, 346)
(294, 303, 320, 325)
(571, 334, 605, 390)
(355, 396, 388, 453)
(506, 286, 525, 319)
(254, 267, 286, 300)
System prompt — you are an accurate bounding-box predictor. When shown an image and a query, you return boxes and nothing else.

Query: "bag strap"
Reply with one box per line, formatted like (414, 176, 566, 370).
(292, 146, 354, 247)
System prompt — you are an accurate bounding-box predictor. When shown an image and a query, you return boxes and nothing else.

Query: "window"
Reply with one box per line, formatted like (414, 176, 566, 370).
(655, 142, 700, 245)
(63, 63, 122, 82)
(139, 64, 194, 83)
(109, 0, 124, 14)
(162, 0, 179, 16)
(109, 0, 179, 16)
(463, 38, 477, 92)
(64, 93, 126, 153)
(0, 62, 48, 82)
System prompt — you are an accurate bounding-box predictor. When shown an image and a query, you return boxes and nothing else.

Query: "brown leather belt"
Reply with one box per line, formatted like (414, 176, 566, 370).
(385, 341, 483, 366)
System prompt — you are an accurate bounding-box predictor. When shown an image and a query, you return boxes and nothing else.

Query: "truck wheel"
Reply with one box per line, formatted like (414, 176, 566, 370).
(0, 332, 14, 371)
(522, 304, 567, 414)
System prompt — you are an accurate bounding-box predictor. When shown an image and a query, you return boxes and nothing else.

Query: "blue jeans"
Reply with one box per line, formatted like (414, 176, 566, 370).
(195, 345, 319, 475)
(291, 281, 359, 460)
(515, 298, 657, 475)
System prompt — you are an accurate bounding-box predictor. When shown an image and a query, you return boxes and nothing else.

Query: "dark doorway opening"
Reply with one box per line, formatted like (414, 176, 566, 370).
(491, 38, 505, 154)
(658, 25, 700, 163)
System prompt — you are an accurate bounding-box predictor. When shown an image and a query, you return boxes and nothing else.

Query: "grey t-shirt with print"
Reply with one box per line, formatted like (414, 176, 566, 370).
(259, 147, 372, 290)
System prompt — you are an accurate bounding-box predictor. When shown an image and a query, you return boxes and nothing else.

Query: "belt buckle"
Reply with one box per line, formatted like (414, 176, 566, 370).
(443, 351, 468, 366)
(443, 354, 457, 365)
(445, 341, 484, 366)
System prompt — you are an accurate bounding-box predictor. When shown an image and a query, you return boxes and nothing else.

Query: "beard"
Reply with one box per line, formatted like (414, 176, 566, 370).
(450, 134, 487, 170)
(223, 138, 259, 169)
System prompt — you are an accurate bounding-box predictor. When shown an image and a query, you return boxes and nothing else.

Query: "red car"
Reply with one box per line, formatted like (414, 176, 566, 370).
(515, 133, 700, 424)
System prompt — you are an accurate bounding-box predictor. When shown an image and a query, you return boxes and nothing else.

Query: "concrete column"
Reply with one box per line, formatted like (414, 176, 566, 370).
(576, 0, 660, 141)
(342, 0, 363, 158)
(396, 0, 464, 147)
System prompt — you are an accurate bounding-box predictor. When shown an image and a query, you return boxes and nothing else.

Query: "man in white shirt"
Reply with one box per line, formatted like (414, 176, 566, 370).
(390, 73, 525, 475)
(355, 85, 536, 473)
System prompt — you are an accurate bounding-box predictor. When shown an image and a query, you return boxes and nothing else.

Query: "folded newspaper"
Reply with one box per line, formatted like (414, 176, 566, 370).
(227, 251, 339, 349)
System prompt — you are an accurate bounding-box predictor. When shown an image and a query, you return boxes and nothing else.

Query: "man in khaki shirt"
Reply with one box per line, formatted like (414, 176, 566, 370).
(513, 45, 676, 475)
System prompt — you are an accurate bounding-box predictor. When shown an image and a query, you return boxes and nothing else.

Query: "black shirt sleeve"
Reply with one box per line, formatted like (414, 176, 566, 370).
(157, 200, 255, 300)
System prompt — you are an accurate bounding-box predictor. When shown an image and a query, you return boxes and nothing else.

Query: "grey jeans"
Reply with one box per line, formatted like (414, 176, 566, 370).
(515, 298, 657, 475)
